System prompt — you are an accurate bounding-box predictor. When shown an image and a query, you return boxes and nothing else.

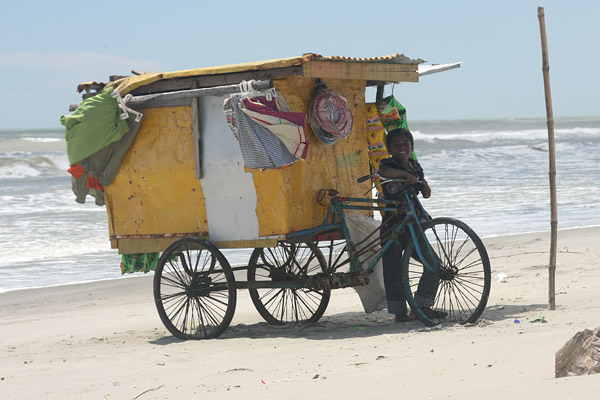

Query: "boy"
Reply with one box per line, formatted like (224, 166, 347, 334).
(379, 128, 440, 322)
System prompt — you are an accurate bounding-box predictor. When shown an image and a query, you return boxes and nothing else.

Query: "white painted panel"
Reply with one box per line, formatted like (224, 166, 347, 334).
(198, 96, 260, 241)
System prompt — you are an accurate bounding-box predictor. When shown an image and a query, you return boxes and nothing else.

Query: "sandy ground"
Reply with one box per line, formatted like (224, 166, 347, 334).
(1, 227, 600, 399)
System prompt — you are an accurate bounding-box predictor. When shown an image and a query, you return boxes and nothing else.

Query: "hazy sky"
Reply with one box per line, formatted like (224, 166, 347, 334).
(1, 0, 598, 129)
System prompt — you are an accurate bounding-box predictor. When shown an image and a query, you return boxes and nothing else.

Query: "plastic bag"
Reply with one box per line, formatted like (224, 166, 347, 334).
(376, 95, 408, 132)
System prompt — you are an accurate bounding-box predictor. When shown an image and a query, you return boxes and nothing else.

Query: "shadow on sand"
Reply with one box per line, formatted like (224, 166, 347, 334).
(148, 303, 549, 343)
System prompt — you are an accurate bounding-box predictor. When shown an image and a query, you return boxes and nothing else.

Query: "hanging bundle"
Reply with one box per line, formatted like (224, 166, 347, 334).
(365, 103, 389, 195)
(224, 80, 308, 169)
(376, 95, 408, 132)
(375, 94, 417, 160)
(308, 80, 353, 145)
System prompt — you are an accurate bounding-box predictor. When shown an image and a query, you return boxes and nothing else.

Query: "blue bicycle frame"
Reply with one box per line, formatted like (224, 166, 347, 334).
(286, 188, 440, 278)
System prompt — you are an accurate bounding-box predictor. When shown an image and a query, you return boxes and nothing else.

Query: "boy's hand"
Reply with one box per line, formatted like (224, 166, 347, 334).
(421, 180, 432, 198)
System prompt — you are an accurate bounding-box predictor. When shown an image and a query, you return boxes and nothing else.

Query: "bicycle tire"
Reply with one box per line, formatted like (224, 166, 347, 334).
(402, 217, 491, 326)
(153, 237, 237, 339)
(247, 242, 330, 325)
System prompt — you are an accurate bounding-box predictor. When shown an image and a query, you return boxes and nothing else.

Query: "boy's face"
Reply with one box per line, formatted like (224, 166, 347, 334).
(388, 136, 413, 162)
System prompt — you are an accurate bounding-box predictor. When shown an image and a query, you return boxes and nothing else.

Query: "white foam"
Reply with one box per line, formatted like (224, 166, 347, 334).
(0, 154, 69, 179)
(21, 137, 62, 143)
(0, 162, 41, 178)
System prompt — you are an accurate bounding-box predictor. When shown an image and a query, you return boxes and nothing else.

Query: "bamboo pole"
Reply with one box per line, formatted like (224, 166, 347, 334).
(537, 6, 558, 310)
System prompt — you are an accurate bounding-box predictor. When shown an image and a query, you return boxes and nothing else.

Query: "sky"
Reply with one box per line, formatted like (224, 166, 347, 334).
(1, 0, 598, 130)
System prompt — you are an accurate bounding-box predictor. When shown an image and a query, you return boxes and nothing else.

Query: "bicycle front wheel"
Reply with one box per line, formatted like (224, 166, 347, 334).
(402, 217, 491, 326)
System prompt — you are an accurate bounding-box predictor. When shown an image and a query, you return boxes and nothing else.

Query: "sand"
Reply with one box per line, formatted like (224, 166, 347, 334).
(1, 227, 600, 399)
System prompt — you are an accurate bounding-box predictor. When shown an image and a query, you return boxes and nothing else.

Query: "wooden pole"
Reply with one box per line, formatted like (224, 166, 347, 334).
(127, 80, 272, 109)
(376, 84, 385, 102)
(537, 6, 558, 310)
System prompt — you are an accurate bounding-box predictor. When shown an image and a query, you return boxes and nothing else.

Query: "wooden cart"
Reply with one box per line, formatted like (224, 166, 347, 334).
(70, 53, 470, 339)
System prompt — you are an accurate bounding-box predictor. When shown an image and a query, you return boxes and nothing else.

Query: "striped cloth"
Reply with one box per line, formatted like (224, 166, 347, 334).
(240, 95, 308, 159)
(224, 93, 299, 169)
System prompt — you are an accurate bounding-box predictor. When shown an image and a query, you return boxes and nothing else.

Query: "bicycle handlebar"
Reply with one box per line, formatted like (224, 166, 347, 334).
(356, 174, 375, 183)
(357, 173, 414, 185)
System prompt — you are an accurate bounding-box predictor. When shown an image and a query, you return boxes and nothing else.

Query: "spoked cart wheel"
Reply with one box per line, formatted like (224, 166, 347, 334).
(247, 242, 330, 325)
(153, 237, 236, 339)
(403, 217, 491, 326)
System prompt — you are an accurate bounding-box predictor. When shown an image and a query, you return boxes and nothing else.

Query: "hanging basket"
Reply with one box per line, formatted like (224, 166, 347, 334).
(309, 88, 353, 144)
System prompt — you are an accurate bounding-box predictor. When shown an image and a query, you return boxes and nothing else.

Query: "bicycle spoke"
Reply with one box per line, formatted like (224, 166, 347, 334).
(403, 218, 491, 326)
(248, 242, 330, 325)
(154, 238, 236, 340)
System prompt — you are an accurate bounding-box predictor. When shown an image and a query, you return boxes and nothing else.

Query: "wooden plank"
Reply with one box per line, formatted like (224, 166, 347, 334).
(191, 81, 203, 179)
(116, 237, 279, 253)
(129, 66, 303, 96)
(117, 237, 180, 254)
(303, 60, 419, 82)
(213, 238, 280, 249)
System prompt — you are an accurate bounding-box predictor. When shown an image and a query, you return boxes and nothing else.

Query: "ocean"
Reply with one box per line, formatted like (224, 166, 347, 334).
(1, 117, 599, 293)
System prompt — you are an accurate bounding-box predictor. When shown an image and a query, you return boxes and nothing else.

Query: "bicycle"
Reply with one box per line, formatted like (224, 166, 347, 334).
(153, 174, 492, 339)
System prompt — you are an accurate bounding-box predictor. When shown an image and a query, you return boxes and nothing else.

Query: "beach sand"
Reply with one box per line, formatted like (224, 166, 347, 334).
(1, 227, 600, 399)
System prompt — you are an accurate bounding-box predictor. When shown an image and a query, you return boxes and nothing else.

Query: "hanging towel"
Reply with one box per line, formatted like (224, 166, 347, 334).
(239, 95, 308, 159)
(224, 92, 298, 169)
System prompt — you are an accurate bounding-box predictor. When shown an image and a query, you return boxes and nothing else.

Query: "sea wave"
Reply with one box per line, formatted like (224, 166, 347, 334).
(412, 126, 600, 144)
(0, 120, 598, 292)
(0, 135, 65, 153)
(0, 154, 69, 179)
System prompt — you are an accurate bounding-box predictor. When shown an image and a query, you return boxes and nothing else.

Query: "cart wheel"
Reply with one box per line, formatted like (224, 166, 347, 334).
(247, 242, 330, 325)
(153, 237, 236, 339)
(402, 217, 491, 326)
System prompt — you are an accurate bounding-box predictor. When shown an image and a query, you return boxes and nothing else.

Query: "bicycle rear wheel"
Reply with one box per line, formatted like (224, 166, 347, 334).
(402, 217, 491, 326)
(153, 237, 236, 339)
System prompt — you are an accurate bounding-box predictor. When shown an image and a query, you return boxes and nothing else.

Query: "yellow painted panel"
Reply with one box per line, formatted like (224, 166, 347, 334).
(105, 75, 373, 250)
(104, 106, 208, 241)
(252, 76, 372, 237)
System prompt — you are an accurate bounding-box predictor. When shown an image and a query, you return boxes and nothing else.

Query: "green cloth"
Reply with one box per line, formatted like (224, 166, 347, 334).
(61, 87, 130, 164)
(120, 253, 160, 274)
(70, 113, 143, 206)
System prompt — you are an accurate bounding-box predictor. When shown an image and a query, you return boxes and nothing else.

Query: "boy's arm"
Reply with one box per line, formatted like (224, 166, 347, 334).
(379, 164, 419, 184)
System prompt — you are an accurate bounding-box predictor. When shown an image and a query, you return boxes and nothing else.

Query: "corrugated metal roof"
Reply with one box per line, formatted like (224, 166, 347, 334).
(311, 53, 425, 64)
